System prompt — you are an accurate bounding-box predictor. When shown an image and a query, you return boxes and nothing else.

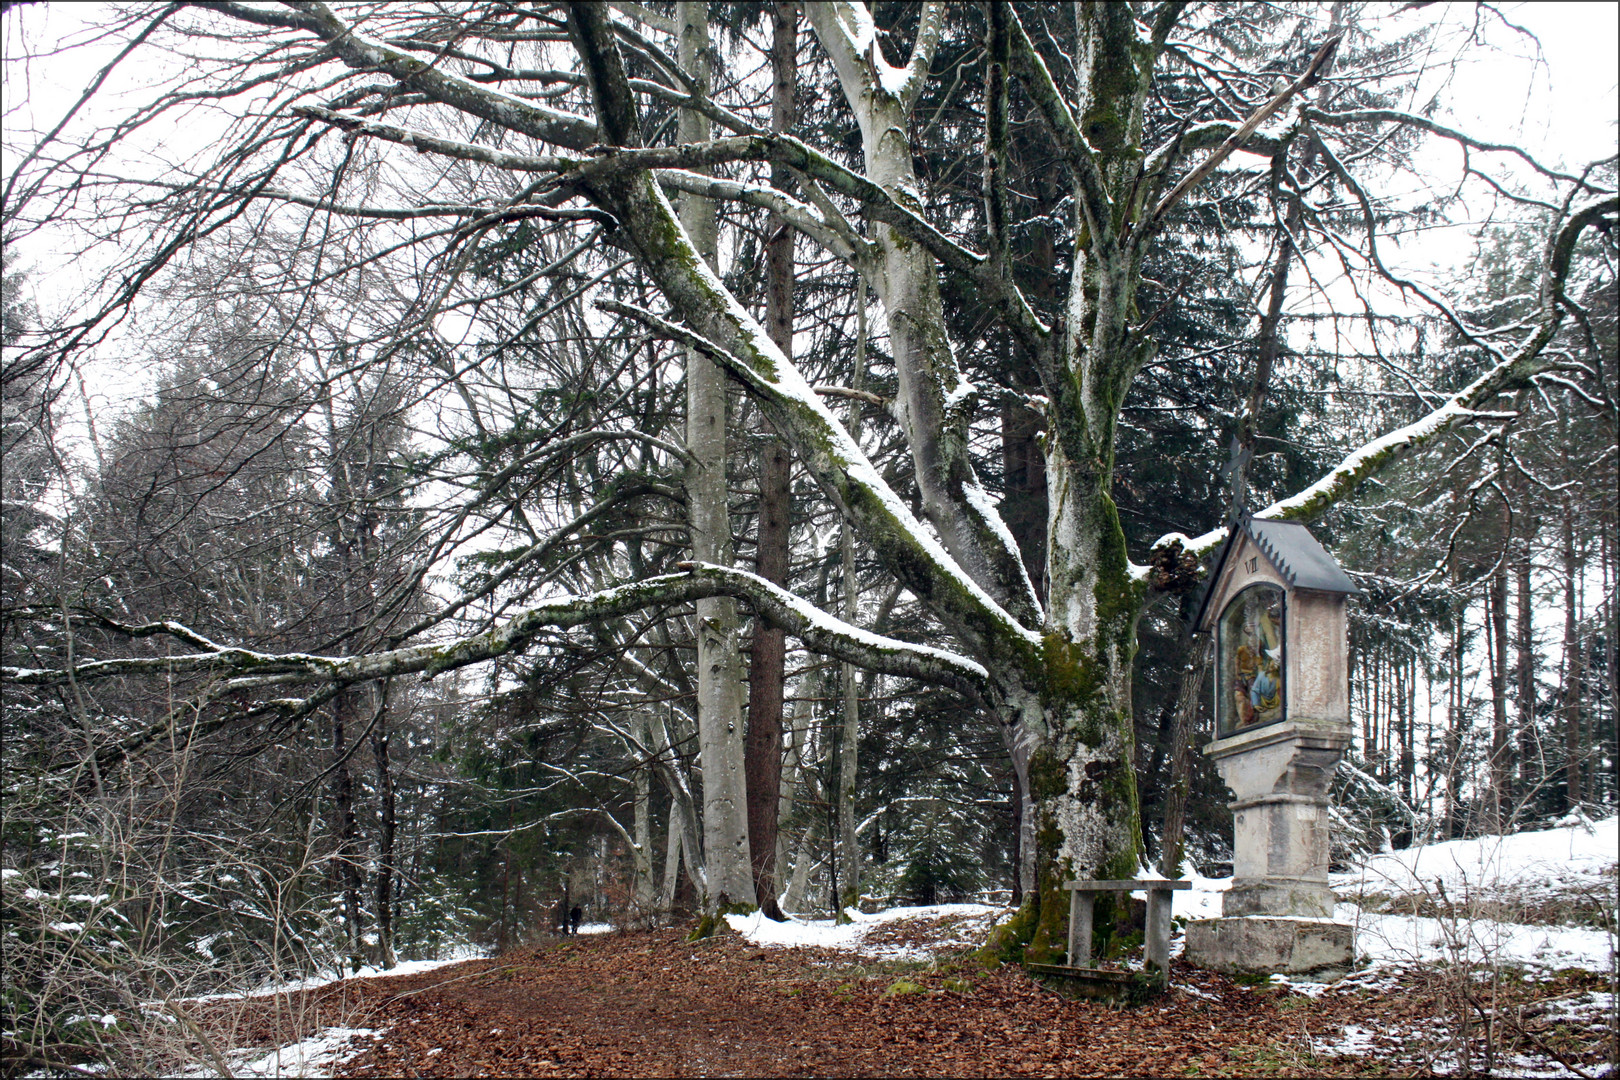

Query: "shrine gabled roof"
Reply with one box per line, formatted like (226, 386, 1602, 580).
(1194, 516, 1358, 632)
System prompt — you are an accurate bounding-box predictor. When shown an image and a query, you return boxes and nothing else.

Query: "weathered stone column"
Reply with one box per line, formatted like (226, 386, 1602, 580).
(1184, 720, 1355, 978)
(1213, 719, 1347, 918)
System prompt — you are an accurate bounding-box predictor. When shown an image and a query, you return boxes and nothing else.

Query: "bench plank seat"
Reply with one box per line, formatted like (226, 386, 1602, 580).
(1063, 879, 1192, 891)
(1062, 877, 1190, 980)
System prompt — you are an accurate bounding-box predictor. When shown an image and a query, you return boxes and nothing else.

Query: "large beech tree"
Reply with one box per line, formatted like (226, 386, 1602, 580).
(5, 1, 1614, 952)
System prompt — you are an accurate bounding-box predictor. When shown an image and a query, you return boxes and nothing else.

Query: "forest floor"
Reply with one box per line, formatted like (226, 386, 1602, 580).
(193, 909, 1616, 1078)
(178, 817, 1618, 1077)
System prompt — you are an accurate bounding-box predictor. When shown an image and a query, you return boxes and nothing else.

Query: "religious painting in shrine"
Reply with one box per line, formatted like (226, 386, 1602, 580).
(1216, 583, 1287, 737)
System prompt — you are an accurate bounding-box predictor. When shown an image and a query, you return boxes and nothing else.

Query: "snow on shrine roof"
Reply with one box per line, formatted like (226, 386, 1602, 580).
(1194, 516, 1357, 631)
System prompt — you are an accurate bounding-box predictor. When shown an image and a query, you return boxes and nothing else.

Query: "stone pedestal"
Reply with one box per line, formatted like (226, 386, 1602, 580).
(1184, 917, 1354, 978)
(1185, 719, 1355, 977)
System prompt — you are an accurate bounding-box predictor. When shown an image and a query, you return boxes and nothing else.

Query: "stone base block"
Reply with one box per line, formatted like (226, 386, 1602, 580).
(1222, 880, 1334, 919)
(1185, 917, 1353, 979)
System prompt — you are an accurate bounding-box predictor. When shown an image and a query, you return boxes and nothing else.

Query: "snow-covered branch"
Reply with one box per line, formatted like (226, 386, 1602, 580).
(252, 1, 601, 149)
(6, 567, 989, 696)
(1152, 192, 1620, 564)
(594, 296, 1039, 659)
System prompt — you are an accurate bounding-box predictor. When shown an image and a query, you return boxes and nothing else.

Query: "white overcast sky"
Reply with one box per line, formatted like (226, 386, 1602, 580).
(1, 1, 1616, 414)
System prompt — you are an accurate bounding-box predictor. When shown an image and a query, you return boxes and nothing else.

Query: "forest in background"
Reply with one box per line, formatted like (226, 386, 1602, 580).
(1, 2, 1614, 1071)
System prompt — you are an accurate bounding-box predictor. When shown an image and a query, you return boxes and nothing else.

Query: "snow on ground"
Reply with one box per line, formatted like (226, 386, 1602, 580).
(180, 947, 488, 1004)
(726, 903, 1006, 961)
(180, 1026, 379, 1079)
(1343, 902, 1615, 971)
(1333, 814, 1618, 911)
(730, 814, 1615, 975)
(1330, 814, 1618, 973)
(1173, 816, 1617, 975)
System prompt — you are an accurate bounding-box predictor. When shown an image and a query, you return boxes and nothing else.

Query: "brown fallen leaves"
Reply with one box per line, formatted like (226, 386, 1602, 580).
(205, 923, 1615, 1078)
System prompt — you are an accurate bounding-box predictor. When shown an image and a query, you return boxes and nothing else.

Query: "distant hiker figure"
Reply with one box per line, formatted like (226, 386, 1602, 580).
(569, 906, 583, 935)
(552, 892, 572, 935)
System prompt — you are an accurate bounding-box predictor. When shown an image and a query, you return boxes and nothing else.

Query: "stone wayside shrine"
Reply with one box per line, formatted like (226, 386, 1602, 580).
(1183, 515, 1359, 978)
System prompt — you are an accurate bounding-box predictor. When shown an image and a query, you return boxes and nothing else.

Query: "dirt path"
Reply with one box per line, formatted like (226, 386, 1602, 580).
(322, 925, 1310, 1077)
(219, 922, 1610, 1077)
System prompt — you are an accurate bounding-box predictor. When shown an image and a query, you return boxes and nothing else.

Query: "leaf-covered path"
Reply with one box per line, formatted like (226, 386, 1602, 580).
(331, 925, 1297, 1077)
(225, 920, 1612, 1077)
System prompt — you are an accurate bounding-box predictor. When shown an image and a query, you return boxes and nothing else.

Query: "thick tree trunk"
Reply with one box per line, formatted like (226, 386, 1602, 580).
(743, 0, 796, 923)
(1028, 451, 1146, 955)
(678, 0, 754, 909)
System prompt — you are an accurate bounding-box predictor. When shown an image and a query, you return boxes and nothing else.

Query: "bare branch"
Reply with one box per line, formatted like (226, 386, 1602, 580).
(1144, 33, 1342, 232)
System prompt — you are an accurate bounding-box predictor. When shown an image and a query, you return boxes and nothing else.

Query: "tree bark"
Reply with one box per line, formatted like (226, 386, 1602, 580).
(1515, 535, 1539, 799)
(1562, 494, 1584, 810)
(331, 688, 364, 967)
(1443, 566, 1467, 840)
(743, 0, 796, 923)
(678, 0, 754, 909)
(371, 690, 397, 969)
(837, 517, 861, 918)
(1158, 636, 1212, 877)
(633, 749, 654, 922)
(659, 805, 683, 915)
(833, 278, 868, 920)
(1488, 556, 1511, 831)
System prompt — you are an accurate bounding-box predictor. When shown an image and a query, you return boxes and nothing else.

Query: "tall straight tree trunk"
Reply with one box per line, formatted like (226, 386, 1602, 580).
(371, 691, 397, 969)
(331, 688, 364, 966)
(1444, 572, 1467, 839)
(1514, 538, 1539, 798)
(1488, 558, 1511, 832)
(743, 0, 796, 922)
(1562, 495, 1584, 810)
(677, 0, 753, 909)
(834, 280, 867, 919)
(1606, 513, 1618, 807)
(1158, 636, 1212, 877)
(633, 754, 654, 921)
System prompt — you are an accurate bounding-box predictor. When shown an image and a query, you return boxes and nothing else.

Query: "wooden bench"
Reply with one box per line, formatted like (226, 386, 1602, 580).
(1065, 878, 1191, 978)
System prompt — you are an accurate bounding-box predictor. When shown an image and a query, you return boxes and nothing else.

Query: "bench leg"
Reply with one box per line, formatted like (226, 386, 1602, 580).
(1067, 891, 1093, 968)
(1145, 888, 1173, 978)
